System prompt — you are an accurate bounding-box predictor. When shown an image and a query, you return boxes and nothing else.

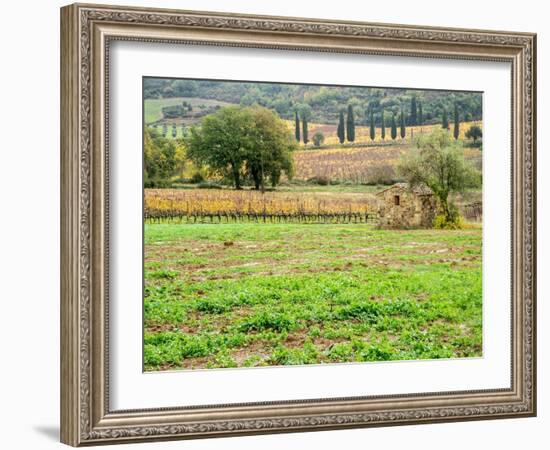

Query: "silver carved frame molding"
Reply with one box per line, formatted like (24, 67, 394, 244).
(60, 3, 537, 446)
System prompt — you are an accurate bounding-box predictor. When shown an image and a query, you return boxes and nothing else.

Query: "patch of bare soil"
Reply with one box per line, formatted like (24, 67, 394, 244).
(231, 341, 273, 366)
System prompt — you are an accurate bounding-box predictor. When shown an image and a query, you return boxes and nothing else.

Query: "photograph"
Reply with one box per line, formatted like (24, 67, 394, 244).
(142, 78, 484, 371)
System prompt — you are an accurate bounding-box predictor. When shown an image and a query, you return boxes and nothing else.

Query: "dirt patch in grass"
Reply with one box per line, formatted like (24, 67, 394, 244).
(178, 356, 213, 370)
(230, 341, 273, 366)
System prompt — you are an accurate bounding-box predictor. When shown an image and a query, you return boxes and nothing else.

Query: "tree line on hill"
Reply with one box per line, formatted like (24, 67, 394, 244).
(144, 78, 482, 127)
(292, 99, 482, 145)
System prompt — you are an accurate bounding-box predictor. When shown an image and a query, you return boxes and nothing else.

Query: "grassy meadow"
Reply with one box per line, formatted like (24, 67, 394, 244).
(144, 223, 482, 370)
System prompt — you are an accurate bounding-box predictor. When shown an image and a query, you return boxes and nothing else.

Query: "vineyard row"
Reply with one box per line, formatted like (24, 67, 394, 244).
(144, 211, 379, 225)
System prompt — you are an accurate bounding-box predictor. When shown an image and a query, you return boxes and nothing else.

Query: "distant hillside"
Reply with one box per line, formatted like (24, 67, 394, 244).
(144, 97, 233, 125)
(144, 77, 482, 126)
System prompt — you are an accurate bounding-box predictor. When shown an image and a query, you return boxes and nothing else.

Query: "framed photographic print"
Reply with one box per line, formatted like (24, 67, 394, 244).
(60, 3, 537, 446)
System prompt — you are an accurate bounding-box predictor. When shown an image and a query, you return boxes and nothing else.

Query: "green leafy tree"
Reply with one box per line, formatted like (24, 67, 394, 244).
(380, 110, 386, 140)
(187, 106, 296, 190)
(246, 106, 296, 191)
(337, 110, 345, 144)
(346, 104, 355, 142)
(187, 107, 249, 189)
(418, 101, 423, 125)
(453, 102, 460, 140)
(442, 108, 449, 129)
(465, 124, 483, 142)
(144, 127, 185, 187)
(312, 131, 324, 147)
(398, 128, 481, 225)
(171, 124, 177, 138)
(302, 116, 309, 145)
(400, 108, 406, 139)
(294, 110, 300, 142)
(162, 122, 168, 137)
(391, 112, 397, 140)
(369, 109, 375, 141)
(410, 96, 417, 126)
(295, 103, 312, 123)
(172, 79, 198, 96)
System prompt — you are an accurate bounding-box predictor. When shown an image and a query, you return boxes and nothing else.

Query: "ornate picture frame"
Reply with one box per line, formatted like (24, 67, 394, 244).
(60, 3, 536, 446)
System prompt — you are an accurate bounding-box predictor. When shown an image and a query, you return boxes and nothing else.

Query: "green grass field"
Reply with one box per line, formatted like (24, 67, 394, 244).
(144, 97, 232, 125)
(144, 223, 482, 371)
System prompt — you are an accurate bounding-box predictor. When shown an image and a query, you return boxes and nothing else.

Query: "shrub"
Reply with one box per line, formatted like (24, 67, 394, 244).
(433, 204, 465, 229)
(307, 176, 330, 186)
(144, 178, 171, 188)
(465, 124, 483, 142)
(197, 181, 223, 189)
(189, 171, 205, 184)
(366, 165, 396, 185)
(312, 131, 325, 147)
(162, 104, 185, 119)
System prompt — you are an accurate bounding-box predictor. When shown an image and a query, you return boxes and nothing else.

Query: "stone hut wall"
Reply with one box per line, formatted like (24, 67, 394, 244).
(418, 195, 438, 227)
(377, 187, 436, 229)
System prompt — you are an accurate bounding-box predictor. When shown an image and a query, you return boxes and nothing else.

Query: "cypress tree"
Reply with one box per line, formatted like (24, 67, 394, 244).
(369, 109, 375, 141)
(346, 104, 355, 142)
(337, 111, 345, 144)
(400, 108, 406, 139)
(381, 111, 386, 140)
(418, 101, 423, 125)
(294, 110, 300, 142)
(453, 102, 460, 140)
(162, 123, 168, 136)
(442, 108, 449, 129)
(302, 116, 309, 145)
(391, 112, 397, 140)
(410, 96, 417, 126)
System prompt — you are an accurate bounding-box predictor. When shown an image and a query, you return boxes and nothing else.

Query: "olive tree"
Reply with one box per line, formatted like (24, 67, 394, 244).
(398, 128, 481, 226)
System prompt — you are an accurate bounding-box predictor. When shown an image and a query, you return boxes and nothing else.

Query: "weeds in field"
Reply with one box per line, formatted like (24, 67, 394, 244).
(144, 223, 482, 370)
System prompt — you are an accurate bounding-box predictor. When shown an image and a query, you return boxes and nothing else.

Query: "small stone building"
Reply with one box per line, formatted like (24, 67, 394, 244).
(376, 183, 437, 229)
